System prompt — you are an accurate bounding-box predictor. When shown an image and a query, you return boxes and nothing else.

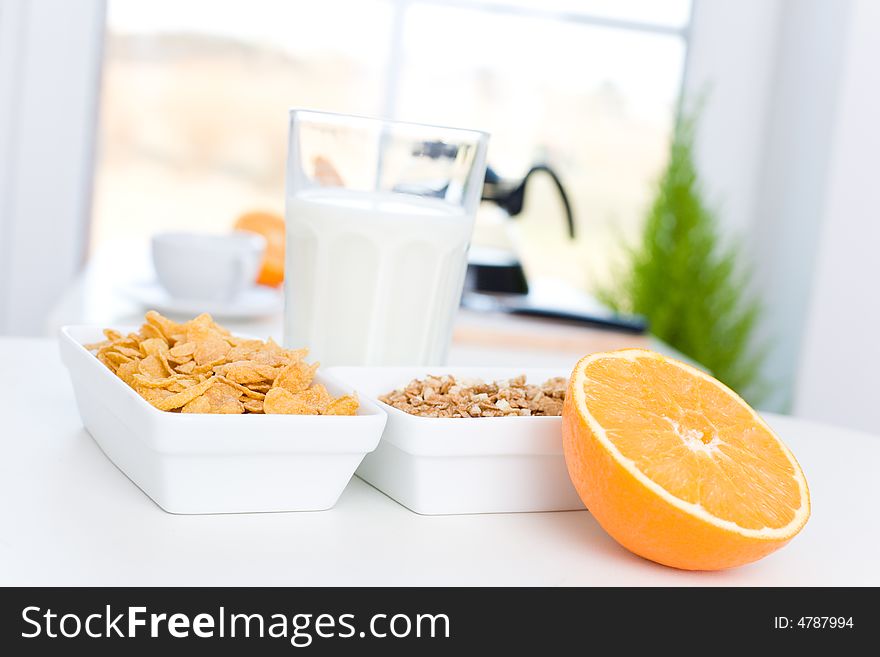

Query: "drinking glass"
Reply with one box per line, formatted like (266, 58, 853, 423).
(284, 110, 489, 365)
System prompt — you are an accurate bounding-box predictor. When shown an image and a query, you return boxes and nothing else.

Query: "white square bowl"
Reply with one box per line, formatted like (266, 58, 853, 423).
(59, 326, 387, 514)
(326, 367, 585, 515)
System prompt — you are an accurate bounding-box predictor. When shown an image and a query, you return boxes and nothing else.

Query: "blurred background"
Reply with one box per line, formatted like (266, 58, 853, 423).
(0, 0, 877, 432)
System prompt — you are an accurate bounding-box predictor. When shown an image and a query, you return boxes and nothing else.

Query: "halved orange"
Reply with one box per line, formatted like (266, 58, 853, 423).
(562, 349, 810, 570)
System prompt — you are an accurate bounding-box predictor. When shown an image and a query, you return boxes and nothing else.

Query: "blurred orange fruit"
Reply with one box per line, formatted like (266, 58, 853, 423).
(234, 211, 285, 287)
(562, 349, 810, 570)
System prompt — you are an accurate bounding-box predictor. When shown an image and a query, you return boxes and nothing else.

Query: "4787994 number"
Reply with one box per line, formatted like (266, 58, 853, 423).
(774, 617, 854, 629)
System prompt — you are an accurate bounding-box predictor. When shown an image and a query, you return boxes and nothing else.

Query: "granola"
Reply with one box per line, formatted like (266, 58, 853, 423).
(378, 374, 567, 418)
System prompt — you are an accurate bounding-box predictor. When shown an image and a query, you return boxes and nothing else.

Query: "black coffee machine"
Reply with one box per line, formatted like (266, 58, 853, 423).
(467, 164, 574, 296)
(402, 141, 645, 333)
(463, 163, 646, 333)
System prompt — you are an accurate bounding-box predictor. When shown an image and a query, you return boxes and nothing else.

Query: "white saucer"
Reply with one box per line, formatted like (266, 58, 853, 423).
(121, 281, 283, 320)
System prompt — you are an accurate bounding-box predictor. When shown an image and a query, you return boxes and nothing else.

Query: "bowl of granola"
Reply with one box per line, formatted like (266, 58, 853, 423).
(325, 367, 585, 515)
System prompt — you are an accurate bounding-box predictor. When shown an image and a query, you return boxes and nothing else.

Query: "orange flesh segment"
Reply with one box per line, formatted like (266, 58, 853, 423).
(582, 356, 800, 531)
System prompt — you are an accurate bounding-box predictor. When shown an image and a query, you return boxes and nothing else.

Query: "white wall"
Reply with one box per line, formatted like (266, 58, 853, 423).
(747, 0, 852, 412)
(0, 0, 105, 336)
(684, 0, 854, 413)
(684, 0, 783, 240)
(687, 0, 880, 432)
(794, 0, 880, 434)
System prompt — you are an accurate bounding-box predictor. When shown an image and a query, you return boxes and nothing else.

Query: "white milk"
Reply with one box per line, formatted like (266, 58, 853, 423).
(284, 188, 474, 365)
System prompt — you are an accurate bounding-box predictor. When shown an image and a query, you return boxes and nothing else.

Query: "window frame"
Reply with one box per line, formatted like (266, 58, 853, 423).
(3, 0, 704, 337)
(380, 0, 692, 120)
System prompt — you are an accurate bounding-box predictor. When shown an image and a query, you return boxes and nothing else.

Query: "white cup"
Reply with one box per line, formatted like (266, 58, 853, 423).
(151, 232, 266, 302)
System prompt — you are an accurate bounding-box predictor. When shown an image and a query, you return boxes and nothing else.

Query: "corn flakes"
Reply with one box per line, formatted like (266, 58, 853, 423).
(87, 311, 358, 416)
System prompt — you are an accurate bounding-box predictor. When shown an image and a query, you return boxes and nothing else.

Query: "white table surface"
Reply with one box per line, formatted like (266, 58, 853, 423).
(2, 337, 878, 586)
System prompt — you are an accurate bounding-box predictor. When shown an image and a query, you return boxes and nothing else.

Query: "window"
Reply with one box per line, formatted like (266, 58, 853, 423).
(92, 0, 690, 293)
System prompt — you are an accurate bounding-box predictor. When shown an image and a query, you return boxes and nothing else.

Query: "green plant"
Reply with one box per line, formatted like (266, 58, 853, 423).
(599, 113, 766, 403)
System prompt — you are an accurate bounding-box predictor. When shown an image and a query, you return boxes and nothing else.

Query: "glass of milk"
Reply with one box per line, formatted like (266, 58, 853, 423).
(284, 110, 489, 366)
